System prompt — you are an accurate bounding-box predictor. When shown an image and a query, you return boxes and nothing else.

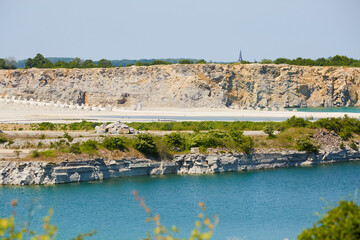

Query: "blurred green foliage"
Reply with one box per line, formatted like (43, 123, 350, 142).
(298, 200, 360, 240)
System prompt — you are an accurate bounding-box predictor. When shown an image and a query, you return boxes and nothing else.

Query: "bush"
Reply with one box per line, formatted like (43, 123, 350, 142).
(102, 137, 126, 151)
(284, 116, 309, 128)
(263, 124, 275, 138)
(30, 150, 56, 158)
(164, 132, 187, 150)
(133, 133, 157, 156)
(298, 200, 360, 240)
(63, 132, 73, 142)
(30, 150, 40, 158)
(189, 131, 227, 149)
(80, 140, 98, 154)
(70, 143, 82, 154)
(237, 136, 254, 154)
(161, 123, 173, 131)
(0, 135, 8, 144)
(350, 141, 358, 150)
(296, 136, 319, 153)
(315, 115, 360, 140)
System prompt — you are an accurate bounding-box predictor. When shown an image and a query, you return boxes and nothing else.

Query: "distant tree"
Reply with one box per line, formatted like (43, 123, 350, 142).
(68, 57, 83, 68)
(53, 61, 69, 68)
(196, 59, 207, 64)
(135, 61, 144, 66)
(82, 59, 96, 68)
(179, 59, 193, 64)
(274, 58, 291, 64)
(5, 57, 17, 69)
(97, 59, 113, 68)
(25, 53, 53, 68)
(151, 60, 170, 65)
(0, 58, 16, 69)
(260, 59, 273, 64)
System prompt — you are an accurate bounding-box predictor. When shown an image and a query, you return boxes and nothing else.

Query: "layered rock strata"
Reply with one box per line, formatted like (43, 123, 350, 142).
(1, 64, 360, 109)
(1, 149, 360, 185)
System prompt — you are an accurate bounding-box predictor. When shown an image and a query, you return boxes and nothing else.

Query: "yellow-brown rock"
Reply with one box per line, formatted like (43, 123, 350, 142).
(0, 64, 359, 108)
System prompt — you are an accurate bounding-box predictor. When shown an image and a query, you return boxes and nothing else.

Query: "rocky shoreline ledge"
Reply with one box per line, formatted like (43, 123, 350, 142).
(1, 148, 360, 185)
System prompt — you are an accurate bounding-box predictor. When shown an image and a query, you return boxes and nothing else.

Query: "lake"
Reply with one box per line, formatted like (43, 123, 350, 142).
(1, 161, 360, 240)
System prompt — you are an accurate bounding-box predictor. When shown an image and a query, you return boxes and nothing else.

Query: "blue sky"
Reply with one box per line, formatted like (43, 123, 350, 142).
(0, 0, 359, 62)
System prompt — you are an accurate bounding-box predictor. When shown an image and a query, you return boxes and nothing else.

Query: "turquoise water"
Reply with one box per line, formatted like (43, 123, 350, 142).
(288, 107, 360, 113)
(1, 162, 360, 240)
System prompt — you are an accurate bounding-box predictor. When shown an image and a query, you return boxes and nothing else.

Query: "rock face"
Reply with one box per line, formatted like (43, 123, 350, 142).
(1, 149, 360, 185)
(0, 64, 359, 109)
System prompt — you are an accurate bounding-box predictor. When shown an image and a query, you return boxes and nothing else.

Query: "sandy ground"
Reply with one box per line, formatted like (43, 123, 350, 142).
(1, 102, 360, 123)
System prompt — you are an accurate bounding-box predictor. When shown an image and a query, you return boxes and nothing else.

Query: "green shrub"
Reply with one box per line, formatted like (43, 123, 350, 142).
(298, 200, 360, 240)
(189, 131, 227, 149)
(263, 124, 275, 138)
(285, 116, 309, 128)
(102, 137, 126, 151)
(70, 143, 82, 154)
(37, 122, 55, 130)
(133, 133, 157, 156)
(30, 150, 40, 158)
(0, 135, 8, 144)
(63, 132, 73, 142)
(315, 115, 360, 140)
(40, 150, 56, 158)
(237, 136, 254, 154)
(296, 136, 319, 153)
(164, 132, 187, 150)
(161, 123, 173, 131)
(350, 141, 358, 150)
(80, 140, 98, 154)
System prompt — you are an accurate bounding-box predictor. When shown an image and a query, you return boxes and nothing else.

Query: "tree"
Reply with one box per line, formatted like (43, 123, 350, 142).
(0, 58, 16, 69)
(82, 59, 96, 68)
(298, 200, 360, 240)
(179, 59, 193, 64)
(97, 59, 113, 68)
(68, 57, 83, 68)
(274, 58, 291, 64)
(25, 53, 53, 68)
(53, 60, 69, 68)
(260, 59, 273, 64)
(196, 59, 207, 64)
(5, 57, 17, 69)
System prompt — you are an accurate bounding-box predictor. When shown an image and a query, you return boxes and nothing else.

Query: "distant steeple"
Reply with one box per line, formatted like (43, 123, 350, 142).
(238, 50, 243, 62)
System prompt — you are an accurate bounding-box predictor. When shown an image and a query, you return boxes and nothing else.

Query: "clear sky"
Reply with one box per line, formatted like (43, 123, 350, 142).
(1, 0, 359, 62)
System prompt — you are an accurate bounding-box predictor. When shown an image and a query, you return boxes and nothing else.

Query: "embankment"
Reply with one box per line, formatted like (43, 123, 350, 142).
(1, 149, 360, 185)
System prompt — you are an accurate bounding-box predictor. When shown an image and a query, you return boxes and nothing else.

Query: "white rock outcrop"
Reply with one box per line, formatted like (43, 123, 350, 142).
(1, 148, 360, 185)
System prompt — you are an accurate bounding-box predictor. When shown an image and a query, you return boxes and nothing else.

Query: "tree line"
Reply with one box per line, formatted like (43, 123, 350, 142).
(24, 54, 114, 69)
(1, 53, 360, 69)
(259, 55, 360, 67)
(22, 54, 206, 69)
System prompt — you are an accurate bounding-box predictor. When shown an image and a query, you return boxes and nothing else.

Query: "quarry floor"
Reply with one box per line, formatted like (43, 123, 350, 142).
(1, 102, 360, 123)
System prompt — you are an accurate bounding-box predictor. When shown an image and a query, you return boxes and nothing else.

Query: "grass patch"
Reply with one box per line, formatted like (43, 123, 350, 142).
(30, 150, 56, 159)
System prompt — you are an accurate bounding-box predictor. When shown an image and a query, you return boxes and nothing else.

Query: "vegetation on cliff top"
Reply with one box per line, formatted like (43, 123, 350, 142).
(2, 53, 360, 69)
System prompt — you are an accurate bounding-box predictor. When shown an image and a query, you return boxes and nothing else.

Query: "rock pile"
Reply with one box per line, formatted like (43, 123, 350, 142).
(95, 121, 138, 135)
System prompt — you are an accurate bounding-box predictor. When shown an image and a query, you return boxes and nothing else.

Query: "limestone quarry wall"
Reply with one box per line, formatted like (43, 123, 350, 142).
(0, 64, 360, 108)
(1, 149, 360, 185)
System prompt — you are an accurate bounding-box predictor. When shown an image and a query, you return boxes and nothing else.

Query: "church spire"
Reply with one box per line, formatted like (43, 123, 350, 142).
(238, 50, 243, 62)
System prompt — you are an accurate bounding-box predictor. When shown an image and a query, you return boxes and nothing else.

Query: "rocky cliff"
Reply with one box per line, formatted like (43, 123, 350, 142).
(1, 149, 360, 185)
(1, 64, 360, 108)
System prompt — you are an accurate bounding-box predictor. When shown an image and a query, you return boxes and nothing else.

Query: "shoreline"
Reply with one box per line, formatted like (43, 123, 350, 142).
(1, 148, 359, 185)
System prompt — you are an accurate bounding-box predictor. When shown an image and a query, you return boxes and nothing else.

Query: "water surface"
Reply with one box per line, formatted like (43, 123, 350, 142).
(1, 162, 360, 240)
